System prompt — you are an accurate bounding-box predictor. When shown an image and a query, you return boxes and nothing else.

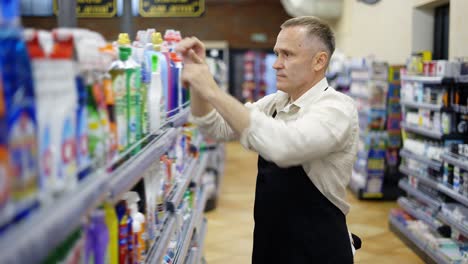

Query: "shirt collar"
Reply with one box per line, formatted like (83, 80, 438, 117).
(273, 77, 329, 112)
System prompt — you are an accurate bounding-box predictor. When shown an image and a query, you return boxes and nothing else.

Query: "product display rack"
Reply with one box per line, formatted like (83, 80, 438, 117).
(0, 105, 218, 264)
(389, 215, 450, 264)
(348, 61, 403, 200)
(391, 70, 468, 263)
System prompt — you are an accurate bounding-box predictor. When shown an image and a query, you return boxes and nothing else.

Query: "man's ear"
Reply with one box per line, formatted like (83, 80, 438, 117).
(313, 51, 329, 72)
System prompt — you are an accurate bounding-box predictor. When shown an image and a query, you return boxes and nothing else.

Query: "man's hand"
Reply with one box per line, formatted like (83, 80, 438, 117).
(177, 37, 220, 101)
(176, 37, 206, 63)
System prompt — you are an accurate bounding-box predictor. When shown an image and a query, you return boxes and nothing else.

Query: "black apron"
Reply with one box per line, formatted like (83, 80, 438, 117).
(252, 108, 354, 264)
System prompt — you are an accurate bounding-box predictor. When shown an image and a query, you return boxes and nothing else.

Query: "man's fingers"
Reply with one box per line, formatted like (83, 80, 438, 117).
(187, 49, 203, 64)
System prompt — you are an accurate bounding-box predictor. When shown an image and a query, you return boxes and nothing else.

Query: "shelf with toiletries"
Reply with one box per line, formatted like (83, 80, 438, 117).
(389, 212, 453, 264)
(398, 179, 442, 209)
(392, 56, 468, 262)
(0, 11, 222, 262)
(397, 197, 442, 231)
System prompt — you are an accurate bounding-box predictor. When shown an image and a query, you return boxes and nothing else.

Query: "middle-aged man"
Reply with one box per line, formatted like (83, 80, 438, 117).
(176, 16, 359, 263)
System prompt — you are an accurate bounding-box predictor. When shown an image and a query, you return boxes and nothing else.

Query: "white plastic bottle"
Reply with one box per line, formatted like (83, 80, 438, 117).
(148, 54, 163, 132)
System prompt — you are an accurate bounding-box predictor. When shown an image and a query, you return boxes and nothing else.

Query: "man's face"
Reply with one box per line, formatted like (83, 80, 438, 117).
(273, 26, 317, 94)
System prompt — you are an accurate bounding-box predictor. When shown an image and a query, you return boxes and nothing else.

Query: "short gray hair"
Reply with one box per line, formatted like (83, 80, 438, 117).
(281, 16, 335, 57)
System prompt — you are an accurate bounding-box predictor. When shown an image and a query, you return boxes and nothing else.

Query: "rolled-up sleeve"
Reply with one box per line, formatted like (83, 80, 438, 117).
(240, 98, 355, 167)
(189, 109, 238, 141)
(189, 93, 277, 142)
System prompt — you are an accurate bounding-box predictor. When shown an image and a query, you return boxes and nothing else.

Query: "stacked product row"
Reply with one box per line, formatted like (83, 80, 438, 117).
(0, 14, 190, 234)
(347, 57, 403, 200)
(389, 52, 468, 264)
(0, 1, 223, 263)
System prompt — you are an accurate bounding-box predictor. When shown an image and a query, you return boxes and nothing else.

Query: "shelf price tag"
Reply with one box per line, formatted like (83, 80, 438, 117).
(139, 0, 205, 17)
(53, 0, 117, 18)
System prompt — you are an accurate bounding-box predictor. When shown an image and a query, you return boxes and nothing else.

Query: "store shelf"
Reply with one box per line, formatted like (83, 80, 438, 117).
(146, 216, 177, 264)
(167, 158, 198, 212)
(401, 122, 443, 139)
(456, 75, 468, 84)
(441, 152, 468, 171)
(397, 197, 440, 231)
(185, 247, 198, 264)
(400, 100, 442, 111)
(398, 180, 441, 209)
(399, 165, 439, 190)
(0, 169, 110, 264)
(175, 188, 209, 264)
(437, 211, 468, 238)
(195, 218, 208, 264)
(192, 153, 209, 187)
(400, 163, 468, 207)
(168, 106, 191, 128)
(108, 128, 178, 202)
(399, 149, 442, 170)
(436, 183, 468, 208)
(389, 215, 449, 264)
(401, 75, 452, 84)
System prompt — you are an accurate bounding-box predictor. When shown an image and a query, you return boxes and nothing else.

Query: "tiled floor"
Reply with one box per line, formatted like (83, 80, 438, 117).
(204, 142, 423, 264)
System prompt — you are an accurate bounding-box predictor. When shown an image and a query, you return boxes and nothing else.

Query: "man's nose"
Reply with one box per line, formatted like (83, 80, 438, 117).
(273, 58, 283, 70)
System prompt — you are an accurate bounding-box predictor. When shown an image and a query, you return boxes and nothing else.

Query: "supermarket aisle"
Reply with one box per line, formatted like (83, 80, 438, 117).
(204, 142, 424, 264)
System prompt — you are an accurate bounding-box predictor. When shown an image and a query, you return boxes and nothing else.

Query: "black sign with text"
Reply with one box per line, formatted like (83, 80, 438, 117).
(53, 0, 117, 18)
(140, 0, 205, 17)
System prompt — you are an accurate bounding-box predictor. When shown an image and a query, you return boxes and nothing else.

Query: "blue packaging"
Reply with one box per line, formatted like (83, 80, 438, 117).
(75, 76, 91, 180)
(0, 13, 39, 227)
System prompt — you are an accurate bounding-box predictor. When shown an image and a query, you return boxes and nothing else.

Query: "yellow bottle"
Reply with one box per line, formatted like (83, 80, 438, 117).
(103, 202, 119, 264)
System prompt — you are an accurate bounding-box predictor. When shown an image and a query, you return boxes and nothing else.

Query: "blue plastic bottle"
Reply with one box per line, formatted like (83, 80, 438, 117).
(0, 0, 39, 227)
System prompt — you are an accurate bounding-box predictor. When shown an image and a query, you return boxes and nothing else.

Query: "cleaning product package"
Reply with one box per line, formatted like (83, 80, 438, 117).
(103, 202, 118, 264)
(1, 25, 39, 223)
(0, 64, 12, 232)
(109, 47, 129, 152)
(49, 29, 79, 194)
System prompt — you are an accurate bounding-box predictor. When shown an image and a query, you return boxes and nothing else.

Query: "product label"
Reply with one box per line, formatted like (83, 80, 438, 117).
(126, 68, 141, 145)
(77, 107, 90, 172)
(111, 71, 128, 152)
(60, 117, 77, 183)
(119, 220, 129, 264)
(9, 111, 38, 203)
(103, 77, 118, 159)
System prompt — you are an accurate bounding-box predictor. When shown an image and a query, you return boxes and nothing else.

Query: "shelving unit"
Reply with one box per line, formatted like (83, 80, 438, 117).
(392, 72, 468, 263)
(398, 180, 441, 209)
(348, 61, 404, 201)
(0, 106, 218, 264)
(389, 215, 450, 264)
(399, 149, 442, 170)
(400, 100, 442, 111)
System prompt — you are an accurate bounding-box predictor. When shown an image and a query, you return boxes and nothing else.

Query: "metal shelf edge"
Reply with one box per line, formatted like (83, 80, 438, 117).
(441, 153, 468, 171)
(400, 100, 442, 111)
(168, 158, 198, 211)
(398, 180, 441, 209)
(397, 197, 440, 231)
(0, 170, 110, 264)
(436, 184, 468, 208)
(401, 123, 442, 139)
(389, 215, 450, 264)
(401, 75, 446, 84)
(399, 166, 439, 190)
(192, 153, 209, 187)
(399, 149, 442, 170)
(147, 216, 177, 264)
(437, 212, 468, 238)
(109, 128, 178, 202)
(196, 218, 208, 264)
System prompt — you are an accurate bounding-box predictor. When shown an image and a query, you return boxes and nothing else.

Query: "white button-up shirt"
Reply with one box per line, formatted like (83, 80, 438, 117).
(190, 77, 359, 215)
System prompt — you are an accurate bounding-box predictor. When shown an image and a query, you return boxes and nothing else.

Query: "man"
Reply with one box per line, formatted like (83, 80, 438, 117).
(177, 16, 359, 263)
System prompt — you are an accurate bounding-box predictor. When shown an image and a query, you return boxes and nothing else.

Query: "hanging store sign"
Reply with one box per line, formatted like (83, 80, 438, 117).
(139, 0, 205, 17)
(53, 0, 117, 18)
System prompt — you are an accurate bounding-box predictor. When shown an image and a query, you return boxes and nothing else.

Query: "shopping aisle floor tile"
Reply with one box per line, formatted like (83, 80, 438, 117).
(205, 142, 423, 263)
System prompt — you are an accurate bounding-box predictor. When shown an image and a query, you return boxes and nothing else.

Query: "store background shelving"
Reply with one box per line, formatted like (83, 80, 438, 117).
(348, 59, 404, 200)
(390, 63, 468, 263)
